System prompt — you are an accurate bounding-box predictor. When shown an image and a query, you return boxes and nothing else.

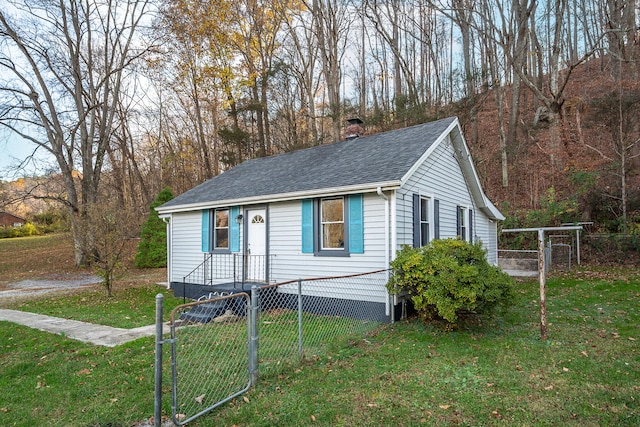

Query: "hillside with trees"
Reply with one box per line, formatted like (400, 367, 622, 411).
(0, 0, 638, 263)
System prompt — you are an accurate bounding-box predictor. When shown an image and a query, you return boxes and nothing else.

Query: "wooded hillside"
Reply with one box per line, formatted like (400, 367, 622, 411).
(468, 56, 639, 233)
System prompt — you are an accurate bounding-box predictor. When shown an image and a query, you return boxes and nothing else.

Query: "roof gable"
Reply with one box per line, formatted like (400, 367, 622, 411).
(159, 117, 457, 211)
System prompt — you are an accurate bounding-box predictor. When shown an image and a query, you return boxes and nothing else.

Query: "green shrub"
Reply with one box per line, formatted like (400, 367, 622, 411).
(31, 209, 70, 233)
(135, 187, 174, 268)
(21, 222, 40, 236)
(0, 223, 42, 238)
(387, 239, 514, 325)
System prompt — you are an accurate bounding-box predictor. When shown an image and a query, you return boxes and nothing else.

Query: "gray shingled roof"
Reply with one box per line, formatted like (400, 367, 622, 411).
(160, 117, 457, 210)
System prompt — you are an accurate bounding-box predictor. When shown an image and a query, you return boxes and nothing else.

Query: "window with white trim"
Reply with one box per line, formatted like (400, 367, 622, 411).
(214, 208, 229, 249)
(320, 197, 345, 249)
(413, 194, 438, 247)
(419, 196, 430, 246)
(457, 206, 469, 240)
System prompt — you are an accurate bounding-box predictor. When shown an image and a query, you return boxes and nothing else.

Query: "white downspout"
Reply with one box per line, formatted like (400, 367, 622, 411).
(162, 216, 171, 289)
(376, 187, 391, 318)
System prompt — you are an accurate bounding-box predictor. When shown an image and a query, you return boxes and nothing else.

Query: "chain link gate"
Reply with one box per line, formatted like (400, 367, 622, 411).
(166, 292, 253, 425)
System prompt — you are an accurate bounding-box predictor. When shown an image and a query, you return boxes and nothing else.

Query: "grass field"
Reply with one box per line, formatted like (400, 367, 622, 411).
(0, 234, 638, 426)
(0, 234, 81, 287)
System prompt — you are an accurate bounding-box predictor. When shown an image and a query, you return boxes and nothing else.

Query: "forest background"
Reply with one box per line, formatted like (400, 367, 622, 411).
(0, 0, 638, 266)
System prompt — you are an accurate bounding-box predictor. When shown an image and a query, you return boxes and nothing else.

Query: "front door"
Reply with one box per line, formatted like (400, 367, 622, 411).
(246, 209, 266, 281)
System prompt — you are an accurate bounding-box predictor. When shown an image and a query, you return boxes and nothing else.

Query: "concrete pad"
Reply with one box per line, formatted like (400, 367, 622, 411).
(0, 309, 168, 347)
(503, 269, 539, 277)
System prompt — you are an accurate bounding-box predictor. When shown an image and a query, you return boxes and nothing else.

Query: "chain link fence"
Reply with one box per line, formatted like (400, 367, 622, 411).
(157, 269, 390, 425)
(254, 269, 389, 378)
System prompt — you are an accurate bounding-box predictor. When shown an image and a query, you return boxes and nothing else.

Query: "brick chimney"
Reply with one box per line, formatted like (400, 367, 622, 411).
(345, 117, 364, 140)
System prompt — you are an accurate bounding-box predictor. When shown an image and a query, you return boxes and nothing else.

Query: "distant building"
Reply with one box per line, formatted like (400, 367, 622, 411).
(0, 212, 26, 227)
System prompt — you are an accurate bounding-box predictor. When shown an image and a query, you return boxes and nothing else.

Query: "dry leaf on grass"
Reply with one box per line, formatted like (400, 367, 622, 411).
(195, 394, 205, 404)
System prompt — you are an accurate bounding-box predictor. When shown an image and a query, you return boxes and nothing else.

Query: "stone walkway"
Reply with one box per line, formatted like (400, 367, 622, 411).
(0, 309, 167, 347)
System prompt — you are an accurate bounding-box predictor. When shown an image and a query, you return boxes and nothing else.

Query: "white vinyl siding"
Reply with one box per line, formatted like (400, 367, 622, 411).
(269, 193, 388, 303)
(396, 135, 497, 263)
(170, 211, 207, 282)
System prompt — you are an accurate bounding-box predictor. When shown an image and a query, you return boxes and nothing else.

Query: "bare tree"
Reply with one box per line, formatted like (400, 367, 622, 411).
(0, 0, 153, 265)
(308, 0, 353, 142)
(87, 197, 140, 297)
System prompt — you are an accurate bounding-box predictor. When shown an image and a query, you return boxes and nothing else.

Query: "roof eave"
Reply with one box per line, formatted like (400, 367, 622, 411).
(156, 181, 401, 214)
(449, 121, 505, 221)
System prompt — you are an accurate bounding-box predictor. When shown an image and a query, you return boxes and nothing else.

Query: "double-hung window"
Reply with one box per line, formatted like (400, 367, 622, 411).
(202, 207, 240, 253)
(413, 194, 439, 247)
(419, 197, 430, 246)
(320, 197, 345, 249)
(301, 194, 364, 256)
(456, 206, 473, 242)
(214, 208, 229, 249)
(457, 206, 467, 240)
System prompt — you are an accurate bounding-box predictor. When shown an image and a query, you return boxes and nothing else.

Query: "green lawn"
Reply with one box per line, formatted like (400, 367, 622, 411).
(12, 284, 183, 328)
(0, 268, 638, 426)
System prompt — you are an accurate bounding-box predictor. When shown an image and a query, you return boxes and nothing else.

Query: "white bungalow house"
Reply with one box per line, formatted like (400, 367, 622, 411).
(156, 116, 504, 322)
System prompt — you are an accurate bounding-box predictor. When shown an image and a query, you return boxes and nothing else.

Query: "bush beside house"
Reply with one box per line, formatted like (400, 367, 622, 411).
(388, 239, 514, 325)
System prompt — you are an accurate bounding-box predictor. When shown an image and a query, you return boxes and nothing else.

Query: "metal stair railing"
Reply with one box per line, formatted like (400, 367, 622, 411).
(183, 254, 274, 286)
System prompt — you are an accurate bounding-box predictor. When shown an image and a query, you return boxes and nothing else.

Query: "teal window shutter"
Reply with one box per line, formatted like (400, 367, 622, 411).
(230, 206, 240, 252)
(201, 209, 210, 252)
(349, 194, 364, 254)
(301, 199, 313, 253)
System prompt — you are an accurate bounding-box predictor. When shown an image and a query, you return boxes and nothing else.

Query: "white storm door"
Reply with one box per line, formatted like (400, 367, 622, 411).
(246, 209, 266, 281)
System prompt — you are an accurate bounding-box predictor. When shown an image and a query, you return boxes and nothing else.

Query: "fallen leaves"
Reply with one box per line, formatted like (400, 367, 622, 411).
(195, 394, 205, 404)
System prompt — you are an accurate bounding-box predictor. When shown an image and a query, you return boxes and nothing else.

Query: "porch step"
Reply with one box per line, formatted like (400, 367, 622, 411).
(179, 301, 226, 324)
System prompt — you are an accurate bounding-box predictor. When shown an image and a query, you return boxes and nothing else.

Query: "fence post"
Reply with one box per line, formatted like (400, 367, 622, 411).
(154, 293, 164, 427)
(297, 279, 303, 358)
(538, 229, 548, 341)
(249, 285, 259, 385)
